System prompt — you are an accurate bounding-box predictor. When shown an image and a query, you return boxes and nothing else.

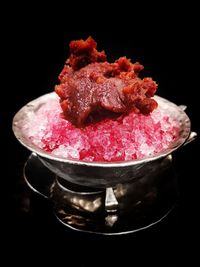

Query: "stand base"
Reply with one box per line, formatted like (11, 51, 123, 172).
(24, 153, 179, 235)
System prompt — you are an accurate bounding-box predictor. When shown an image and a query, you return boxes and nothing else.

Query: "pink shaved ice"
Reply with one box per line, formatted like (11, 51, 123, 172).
(24, 96, 179, 162)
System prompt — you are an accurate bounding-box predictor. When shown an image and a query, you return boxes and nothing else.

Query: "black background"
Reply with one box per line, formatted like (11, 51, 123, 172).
(2, 3, 200, 266)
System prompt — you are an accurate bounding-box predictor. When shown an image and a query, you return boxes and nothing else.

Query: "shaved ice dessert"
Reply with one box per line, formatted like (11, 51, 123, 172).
(23, 37, 179, 162)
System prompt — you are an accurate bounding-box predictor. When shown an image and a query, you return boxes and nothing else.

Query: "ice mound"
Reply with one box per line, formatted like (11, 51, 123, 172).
(24, 96, 179, 162)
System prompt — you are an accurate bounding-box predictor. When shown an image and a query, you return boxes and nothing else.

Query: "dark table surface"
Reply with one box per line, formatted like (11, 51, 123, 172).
(2, 11, 200, 265)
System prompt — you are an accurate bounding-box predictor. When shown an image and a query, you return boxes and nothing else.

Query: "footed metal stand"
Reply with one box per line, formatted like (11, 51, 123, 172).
(24, 153, 178, 235)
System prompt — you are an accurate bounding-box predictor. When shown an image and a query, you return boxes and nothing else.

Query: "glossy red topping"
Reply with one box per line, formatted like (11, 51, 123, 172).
(55, 37, 158, 127)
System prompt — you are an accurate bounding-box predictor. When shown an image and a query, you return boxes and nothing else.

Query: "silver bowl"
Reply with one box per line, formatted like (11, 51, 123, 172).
(12, 92, 195, 188)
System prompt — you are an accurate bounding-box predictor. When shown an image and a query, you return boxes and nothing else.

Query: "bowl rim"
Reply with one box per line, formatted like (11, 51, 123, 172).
(12, 92, 191, 168)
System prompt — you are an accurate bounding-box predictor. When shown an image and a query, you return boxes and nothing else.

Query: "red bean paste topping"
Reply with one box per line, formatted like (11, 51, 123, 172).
(55, 37, 158, 127)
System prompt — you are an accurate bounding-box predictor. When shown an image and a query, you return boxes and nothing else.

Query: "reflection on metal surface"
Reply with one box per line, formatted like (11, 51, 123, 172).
(23, 153, 180, 235)
(105, 214, 118, 227)
(184, 131, 197, 146)
(70, 196, 102, 212)
(105, 187, 118, 213)
(51, 177, 104, 214)
(114, 184, 128, 198)
(57, 210, 88, 227)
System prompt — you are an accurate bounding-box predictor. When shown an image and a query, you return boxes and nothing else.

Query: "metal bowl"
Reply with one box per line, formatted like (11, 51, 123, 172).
(12, 92, 195, 188)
